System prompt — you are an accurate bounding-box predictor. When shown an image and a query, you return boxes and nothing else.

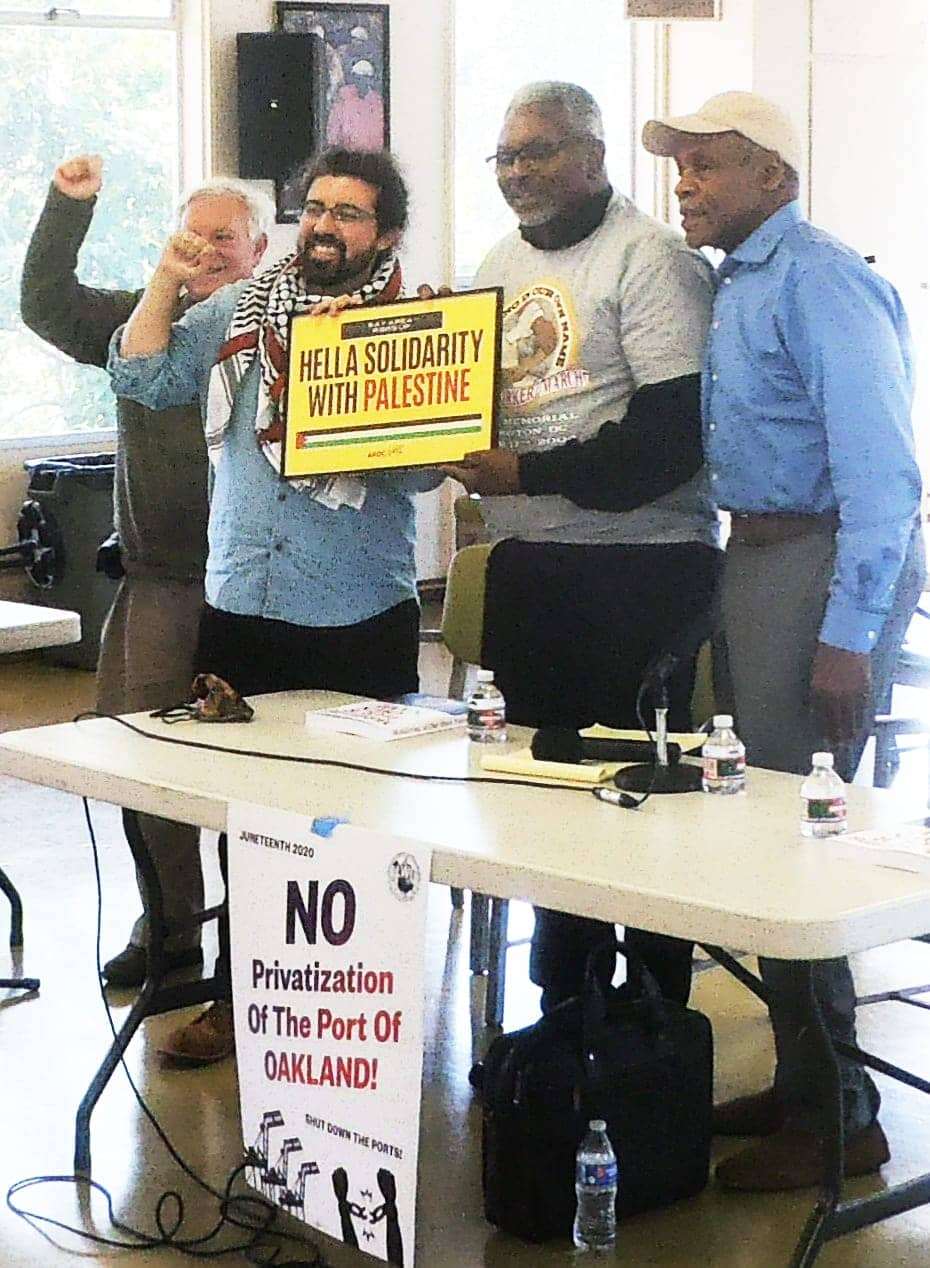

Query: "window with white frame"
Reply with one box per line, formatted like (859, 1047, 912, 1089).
(0, 1, 180, 442)
(454, 1, 636, 285)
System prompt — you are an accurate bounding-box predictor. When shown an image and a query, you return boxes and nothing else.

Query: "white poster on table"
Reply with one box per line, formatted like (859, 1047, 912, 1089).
(227, 801, 432, 1266)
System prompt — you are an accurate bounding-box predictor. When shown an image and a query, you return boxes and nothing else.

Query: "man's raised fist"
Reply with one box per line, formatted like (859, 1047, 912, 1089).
(53, 154, 104, 201)
(156, 230, 218, 285)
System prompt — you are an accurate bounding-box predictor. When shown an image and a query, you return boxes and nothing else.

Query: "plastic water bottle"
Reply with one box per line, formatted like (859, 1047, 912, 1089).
(466, 668, 507, 743)
(800, 752, 847, 837)
(701, 713, 746, 794)
(573, 1119, 617, 1253)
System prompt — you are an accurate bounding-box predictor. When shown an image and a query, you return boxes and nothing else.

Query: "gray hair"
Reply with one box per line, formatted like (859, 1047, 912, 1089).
(177, 178, 274, 242)
(505, 81, 605, 142)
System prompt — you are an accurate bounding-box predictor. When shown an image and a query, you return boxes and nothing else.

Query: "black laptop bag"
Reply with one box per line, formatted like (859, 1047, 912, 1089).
(481, 940, 713, 1242)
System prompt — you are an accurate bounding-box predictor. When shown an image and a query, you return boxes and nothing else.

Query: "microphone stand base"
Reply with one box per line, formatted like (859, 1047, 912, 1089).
(613, 761, 703, 795)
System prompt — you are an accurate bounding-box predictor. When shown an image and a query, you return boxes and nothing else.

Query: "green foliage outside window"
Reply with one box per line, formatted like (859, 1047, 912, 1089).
(0, 24, 177, 439)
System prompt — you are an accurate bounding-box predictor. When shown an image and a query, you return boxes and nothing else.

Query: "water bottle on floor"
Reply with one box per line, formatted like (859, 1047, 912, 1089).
(800, 751, 847, 837)
(467, 668, 507, 743)
(701, 714, 746, 794)
(573, 1118, 617, 1253)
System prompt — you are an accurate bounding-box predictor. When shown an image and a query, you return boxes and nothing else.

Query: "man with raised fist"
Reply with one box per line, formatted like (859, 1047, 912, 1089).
(21, 156, 271, 991)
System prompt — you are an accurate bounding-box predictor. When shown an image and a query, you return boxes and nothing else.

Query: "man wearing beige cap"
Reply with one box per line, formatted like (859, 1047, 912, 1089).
(644, 91, 924, 1190)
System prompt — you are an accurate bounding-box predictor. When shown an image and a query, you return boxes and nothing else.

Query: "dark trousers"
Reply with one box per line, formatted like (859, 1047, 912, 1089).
(482, 539, 722, 1006)
(203, 599, 421, 998)
(195, 599, 421, 701)
(719, 519, 925, 1131)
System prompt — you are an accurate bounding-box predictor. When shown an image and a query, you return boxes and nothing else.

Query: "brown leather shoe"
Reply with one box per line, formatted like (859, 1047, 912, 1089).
(715, 1121, 890, 1191)
(713, 1087, 786, 1137)
(158, 1001, 235, 1066)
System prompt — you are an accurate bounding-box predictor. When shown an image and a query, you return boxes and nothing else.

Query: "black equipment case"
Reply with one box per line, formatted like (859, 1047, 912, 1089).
(481, 941, 713, 1242)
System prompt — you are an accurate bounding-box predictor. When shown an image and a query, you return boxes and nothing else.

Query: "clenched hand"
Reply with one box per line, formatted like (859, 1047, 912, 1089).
(53, 153, 103, 201)
(155, 230, 219, 288)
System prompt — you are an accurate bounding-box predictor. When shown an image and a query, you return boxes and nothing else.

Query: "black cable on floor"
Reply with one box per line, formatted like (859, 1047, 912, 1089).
(5, 798, 330, 1266)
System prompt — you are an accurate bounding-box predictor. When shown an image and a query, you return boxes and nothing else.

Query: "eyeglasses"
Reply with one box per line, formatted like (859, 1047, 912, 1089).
(301, 200, 377, 224)
(485, 136, 582, 170)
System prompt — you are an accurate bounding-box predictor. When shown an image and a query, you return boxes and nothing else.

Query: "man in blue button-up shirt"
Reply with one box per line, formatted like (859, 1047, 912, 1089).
(110, 148, 443, 1066)
(644, 92, 924, 1192)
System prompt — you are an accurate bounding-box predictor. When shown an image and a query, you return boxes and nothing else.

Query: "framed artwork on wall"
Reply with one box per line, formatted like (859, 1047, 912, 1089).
(275, 3, 391, 222)
(277, 3, 389, 139)
(625, 0, 720, 17)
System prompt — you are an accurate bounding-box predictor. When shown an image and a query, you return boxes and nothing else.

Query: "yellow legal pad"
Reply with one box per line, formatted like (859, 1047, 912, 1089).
(479, 748, 614, 786)
(282, 288, 502, 478)
(583, 724, 707, 752)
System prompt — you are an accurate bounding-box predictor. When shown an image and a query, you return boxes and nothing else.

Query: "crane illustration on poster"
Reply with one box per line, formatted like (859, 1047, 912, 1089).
(276, 2, 390, 223)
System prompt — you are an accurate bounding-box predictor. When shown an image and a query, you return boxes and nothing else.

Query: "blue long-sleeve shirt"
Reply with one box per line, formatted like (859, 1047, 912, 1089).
(703, 201, 921, 653)
(108, 281, 442, 628)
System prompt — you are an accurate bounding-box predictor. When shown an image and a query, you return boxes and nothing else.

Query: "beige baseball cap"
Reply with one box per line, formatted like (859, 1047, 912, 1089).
(642, 91, 801, 173)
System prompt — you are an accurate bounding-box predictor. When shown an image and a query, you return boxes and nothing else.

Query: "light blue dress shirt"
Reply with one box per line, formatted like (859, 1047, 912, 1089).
(108, 281, 442, 629)
(703, 201, 921, 653)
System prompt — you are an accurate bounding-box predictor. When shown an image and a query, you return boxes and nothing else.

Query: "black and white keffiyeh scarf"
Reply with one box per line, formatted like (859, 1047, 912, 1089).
(205, 249, 402, 504)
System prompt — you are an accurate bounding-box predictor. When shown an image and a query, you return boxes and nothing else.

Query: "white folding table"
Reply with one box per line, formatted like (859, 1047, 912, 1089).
(1, 689, 929, 1266)
(0, 598, 81, 657)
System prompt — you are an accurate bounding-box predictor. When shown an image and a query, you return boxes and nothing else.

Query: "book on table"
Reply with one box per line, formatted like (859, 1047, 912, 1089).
(304, 698, 468, 742)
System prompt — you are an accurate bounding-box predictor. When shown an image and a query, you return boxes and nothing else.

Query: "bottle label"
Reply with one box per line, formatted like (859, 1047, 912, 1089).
(578, 1161, 617, 1188)
(467, 707, 505, 730)
(703, 755, 745, 780)
(804, 796, 846, 821)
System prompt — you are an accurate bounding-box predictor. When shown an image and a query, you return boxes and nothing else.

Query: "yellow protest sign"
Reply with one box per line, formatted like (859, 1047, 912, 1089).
(282, 289, 501, 477)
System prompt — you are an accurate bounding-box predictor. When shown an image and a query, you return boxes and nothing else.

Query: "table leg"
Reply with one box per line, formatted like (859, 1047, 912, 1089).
(74, 974, 161, 1174)
(1, 865, 39, 991)
(484, 898, 508, 1029)
(699, 944, 769, 1006)
(0, 863, 24, 948)
(779, 961, 843, 1268)
(705, 947, 930, 1263)
(470, 893, 490, 974)
(74, 810, 223, 1174)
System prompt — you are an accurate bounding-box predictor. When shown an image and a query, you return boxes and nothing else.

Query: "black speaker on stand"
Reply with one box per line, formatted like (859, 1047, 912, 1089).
(237, 32, 325, 181)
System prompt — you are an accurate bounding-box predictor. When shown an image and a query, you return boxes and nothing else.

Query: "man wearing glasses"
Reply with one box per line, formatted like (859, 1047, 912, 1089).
(444, 83, 721, 1014)
(109, 148, 443, 1064)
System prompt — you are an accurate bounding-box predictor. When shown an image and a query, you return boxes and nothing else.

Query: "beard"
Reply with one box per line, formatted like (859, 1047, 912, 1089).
(299, 232, 379, 289)
(499, 180, 564, 228)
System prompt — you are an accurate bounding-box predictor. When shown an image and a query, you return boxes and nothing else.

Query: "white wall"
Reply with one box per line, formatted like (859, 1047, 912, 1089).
(649, 0, 754, 223)
(753, 0, 928, 464)
(809, 0, 927, 424)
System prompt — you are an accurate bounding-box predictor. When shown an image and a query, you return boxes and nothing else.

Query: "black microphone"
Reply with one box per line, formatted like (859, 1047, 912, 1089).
(612, 611, 714, 796)
(530, 726, 681, 765)
(641, 610, 714, 695)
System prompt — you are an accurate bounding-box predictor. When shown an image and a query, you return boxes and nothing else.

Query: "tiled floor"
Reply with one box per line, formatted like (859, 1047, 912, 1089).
(2, 650, 930, 1266)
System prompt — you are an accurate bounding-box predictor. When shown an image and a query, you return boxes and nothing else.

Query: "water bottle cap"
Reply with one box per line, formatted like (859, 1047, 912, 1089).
(712, 714, 733, 728)
(588, 1119, 606, 1132)
(812, 751, 834, 768)
(476, 668, 495, 683)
